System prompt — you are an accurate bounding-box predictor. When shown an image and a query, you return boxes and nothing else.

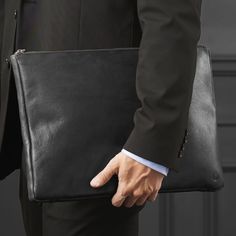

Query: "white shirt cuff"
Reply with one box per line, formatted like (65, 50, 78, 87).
(121, 149, 169, 176)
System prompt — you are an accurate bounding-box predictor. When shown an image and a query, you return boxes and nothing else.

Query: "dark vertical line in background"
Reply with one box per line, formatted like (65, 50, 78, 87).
(76, 0, 83, 49)
(159, 194, 173, 236)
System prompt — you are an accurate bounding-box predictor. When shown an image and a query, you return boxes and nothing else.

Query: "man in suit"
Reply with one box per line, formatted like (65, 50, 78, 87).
(0, 0, 202, 235)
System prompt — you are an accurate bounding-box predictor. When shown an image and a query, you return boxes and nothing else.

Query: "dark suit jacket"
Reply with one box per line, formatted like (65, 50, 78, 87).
(0, 0, 202, 180)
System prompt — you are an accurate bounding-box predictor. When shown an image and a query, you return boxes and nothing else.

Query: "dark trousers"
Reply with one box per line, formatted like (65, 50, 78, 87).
(19, 169, 146, 236)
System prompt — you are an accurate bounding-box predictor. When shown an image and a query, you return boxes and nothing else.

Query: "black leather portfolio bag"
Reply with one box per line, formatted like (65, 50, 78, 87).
(10, 45, 224, 202)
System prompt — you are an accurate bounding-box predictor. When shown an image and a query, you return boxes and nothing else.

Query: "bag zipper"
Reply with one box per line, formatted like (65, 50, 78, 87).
(13, 47, 139, 55)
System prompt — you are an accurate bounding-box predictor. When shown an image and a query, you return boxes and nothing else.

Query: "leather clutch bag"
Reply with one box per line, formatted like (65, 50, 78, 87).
(10, 45, 224, 202)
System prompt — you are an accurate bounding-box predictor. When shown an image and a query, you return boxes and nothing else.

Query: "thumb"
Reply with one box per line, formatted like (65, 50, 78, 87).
(90, 157, 119, 188)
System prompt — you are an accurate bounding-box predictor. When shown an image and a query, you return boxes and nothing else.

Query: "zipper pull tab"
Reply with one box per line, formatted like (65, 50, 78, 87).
(15, 48, 26, 55)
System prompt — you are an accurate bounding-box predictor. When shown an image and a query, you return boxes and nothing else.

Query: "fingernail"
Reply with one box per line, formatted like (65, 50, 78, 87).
(90, 178, 100, 187)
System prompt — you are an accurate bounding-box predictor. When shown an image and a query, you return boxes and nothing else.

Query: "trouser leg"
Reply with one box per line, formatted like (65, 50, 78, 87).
(19, 168, 43, 236)
(19, 168, 146, 236)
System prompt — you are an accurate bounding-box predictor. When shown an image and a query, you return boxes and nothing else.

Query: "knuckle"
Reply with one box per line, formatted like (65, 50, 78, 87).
(132, 190, 142, 198)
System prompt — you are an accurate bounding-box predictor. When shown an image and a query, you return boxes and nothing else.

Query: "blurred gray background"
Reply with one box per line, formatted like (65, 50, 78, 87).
(1, 0, 235, 235)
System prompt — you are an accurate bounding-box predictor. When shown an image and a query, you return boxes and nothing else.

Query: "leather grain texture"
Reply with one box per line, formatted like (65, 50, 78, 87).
(10, 45, 224, 202)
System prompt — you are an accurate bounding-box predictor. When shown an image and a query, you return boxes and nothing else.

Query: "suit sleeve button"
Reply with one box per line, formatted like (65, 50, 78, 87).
(14, 9, 17, 19)
(177, 149, 183, 158)
(5, 58, 11, 68)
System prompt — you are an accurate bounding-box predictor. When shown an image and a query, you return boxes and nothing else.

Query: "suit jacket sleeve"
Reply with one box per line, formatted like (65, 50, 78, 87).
(123, 0, 202, 172)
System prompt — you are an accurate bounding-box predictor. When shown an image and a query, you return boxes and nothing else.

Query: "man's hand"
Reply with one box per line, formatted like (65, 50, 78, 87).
(90, 152, 165, 208)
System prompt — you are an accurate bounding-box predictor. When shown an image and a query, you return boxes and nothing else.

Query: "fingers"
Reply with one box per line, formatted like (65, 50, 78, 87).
(135, 195, 149, 206)
(122, 189, 146, 208)
(112, 181, 160, 208)
(125, 190, 159, 207)
(147, 190, 159, 202)
(123, 196, 139, 208)
(90, 157, 118, 187)
(94, 152, 163, 208)
(112, 181, 130, 207)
